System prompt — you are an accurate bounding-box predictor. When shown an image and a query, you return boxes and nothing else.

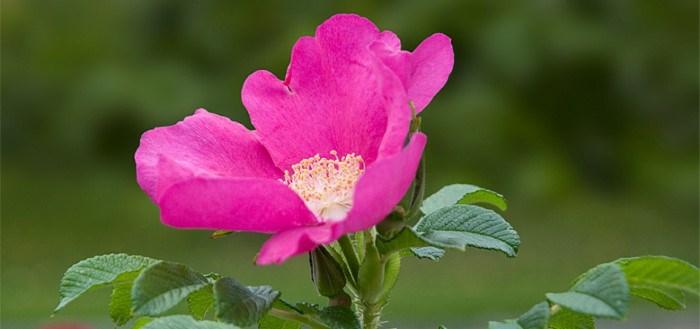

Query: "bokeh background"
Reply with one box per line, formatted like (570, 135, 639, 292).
(2, 1, 698, 328)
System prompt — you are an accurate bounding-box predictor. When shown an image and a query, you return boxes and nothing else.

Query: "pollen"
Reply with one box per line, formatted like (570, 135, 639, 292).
(283, 150, 365, 222)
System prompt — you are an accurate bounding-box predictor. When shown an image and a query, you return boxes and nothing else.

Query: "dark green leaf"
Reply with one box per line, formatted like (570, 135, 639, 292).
(140, 315, 238, 329)
(615, 256, 699, 310)
(548, 307, 595, 329)
(547, 263, 629, 319)
(318, 306, 361, 329)
(414, 205, 520, 257)
(188, 284, 214, 320)
(214, 277, 279, 327)
(132, 261, 210, 316)
(55, 254, 158, 312)
(110, 271, 139, 325)
(421, 184, 507, 214)
(410, 247, 445, 261)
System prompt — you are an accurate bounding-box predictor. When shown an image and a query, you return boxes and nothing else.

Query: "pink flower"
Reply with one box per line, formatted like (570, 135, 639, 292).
(135, 14, 453, 264)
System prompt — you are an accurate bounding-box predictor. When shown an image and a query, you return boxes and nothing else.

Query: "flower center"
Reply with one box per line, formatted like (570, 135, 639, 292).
(283, 150, 365, 222)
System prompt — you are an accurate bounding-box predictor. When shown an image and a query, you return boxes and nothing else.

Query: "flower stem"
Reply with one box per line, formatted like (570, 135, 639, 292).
(338, 235, 361, 280)
(269, 308, 329, 329)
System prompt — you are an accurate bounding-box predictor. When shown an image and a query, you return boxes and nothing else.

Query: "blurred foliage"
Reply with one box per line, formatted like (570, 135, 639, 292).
(1, 0, 698, 328)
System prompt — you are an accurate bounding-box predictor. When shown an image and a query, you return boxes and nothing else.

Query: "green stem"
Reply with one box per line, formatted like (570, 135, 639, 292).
(269, 308, 329, 329)
(360, 302, 383, 329)
(338, 235, 361, 281)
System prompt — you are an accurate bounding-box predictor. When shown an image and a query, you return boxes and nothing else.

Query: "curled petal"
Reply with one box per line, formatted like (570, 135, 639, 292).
(135, 109, 280, 202)
(373, 33, 454, 113)
(159, 177, 317, 233)
(341, 132, 427, 233)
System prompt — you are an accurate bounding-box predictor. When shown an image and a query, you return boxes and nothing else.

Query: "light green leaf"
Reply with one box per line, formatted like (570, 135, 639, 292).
(380, 252, 401, 300)
(421, 184, 507, 214)
(516, 302, 549, 329)
(132, 261, 210, 316)
(214, 277, 279, 327)
(615, 256, 699, 310)
(410, 247, 445, 261)
(110, 271, 140, 325)
(318, 306, 361, 329)
(55, 254, 158, 312)
(414, 205, 520, 257)
(140, 315, 238, 329)
(188, 284, 214, 320)
(547, 263, 629, 319)
(548, 307, 595, 329)
(132, 317, 154, 329)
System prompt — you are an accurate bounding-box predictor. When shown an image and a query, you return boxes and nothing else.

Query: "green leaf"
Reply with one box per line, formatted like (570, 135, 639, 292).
(376, 227, 428, 254)
(547, 263, 629, 319)
(421, 184, 507, 214)
(318, 306, 361, 329)
(259, 300, 303, 329)
(55, 254, 158, 312)
(488, 302, 549, 329)
(488, 320, 521, 329)
(140, 315, 238, 329)
(410, 247, 445, 261)
(214, 277, 279, 327)
(548, 307, 594, 329)
(110, 271, 140, 325)
(414, 205, 520, 257)
(132, 317, 154, 329)
(188, 284, 214, 320)
(132, 261, 210, 316)
(615, 256, 699, 310)
(516, 302, 549, 329)
(380, 252, 401, 300)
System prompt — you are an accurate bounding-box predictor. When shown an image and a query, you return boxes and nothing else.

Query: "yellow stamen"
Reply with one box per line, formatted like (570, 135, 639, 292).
(283, 150, 364, 222)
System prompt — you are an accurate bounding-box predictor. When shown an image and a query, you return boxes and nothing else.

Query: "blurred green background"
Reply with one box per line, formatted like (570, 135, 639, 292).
(2, 1, 698, 328)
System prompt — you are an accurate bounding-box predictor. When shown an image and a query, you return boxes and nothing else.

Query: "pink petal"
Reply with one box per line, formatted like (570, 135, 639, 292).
(255, 133, 427, 265)
(373, 33, 454, 113)
(341, 132, 427, 233)
(159, 177, 318, 233)
(241, 14, 411, 171)
(255, 223, 337, 265)
(135, 109, 280, 202)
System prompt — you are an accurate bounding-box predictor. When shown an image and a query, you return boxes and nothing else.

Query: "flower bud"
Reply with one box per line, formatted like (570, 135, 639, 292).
(309, 247, 347, 298)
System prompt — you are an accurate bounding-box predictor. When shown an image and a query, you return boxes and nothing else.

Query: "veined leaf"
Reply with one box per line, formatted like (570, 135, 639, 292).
(415, 205, 520, 257)
(110, 271, 140, 325)
(140, 315, 238, 329)
(548, 307, 594, 329)
(421, 184, 507, 214)
(55, 254, 158, 312)
(410, 247, 445, 261)
(318, 306, 361, 329)
(615, 256, 699, 310)
(132, 261, 210, 316)
(376, 227, 428, 254)
(214, 277, 279, 327)
(547, 263, 629, 319)
(132, 317, 154, 329)
(188, 284, 214, 320)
